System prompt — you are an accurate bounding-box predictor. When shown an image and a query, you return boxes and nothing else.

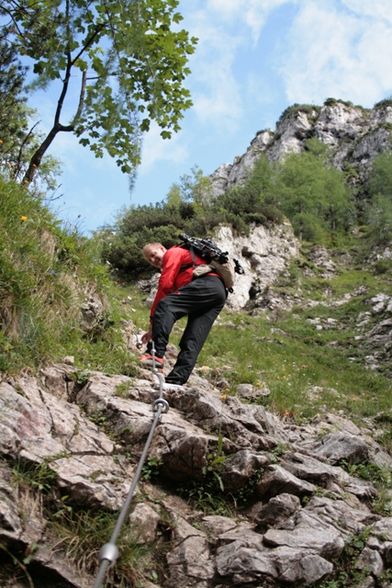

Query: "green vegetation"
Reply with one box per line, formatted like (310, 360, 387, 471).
(374, 96, 392, 109)
(103, 140, 359, 277)
(278, 102, 320, 123)
(177, 441, 263, 515)
(0, 177, 137, 375)
(317, 528, 373, 588)
(12, 458, 59, 494)
(340, 460, 392, 516)
(0, 94, 392, 587)
(1, 0, 197, 183)
(198, 270, 391, 423)
(50, 509, 154, 587)
(9, 458, 156, 587)
(1, 145, 391, 423)
(365, 151, 392, 246)
(0, 36, 60, 191)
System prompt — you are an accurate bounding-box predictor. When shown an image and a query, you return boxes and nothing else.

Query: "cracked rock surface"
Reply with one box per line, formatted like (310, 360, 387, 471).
(1, 363, 391, 587)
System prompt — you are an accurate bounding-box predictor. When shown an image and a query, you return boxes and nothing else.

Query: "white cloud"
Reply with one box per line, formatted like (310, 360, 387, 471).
(184, 9, 243, 129)
(277, 1, 392, 106)
(181, 1, 301, 130)
(139, 123, 189, 174)
(342, 0, 392, 24)
(207, 0, 292, 43)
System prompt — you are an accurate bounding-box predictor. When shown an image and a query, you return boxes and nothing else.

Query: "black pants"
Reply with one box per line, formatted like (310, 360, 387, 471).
(150, 276, 227, 384)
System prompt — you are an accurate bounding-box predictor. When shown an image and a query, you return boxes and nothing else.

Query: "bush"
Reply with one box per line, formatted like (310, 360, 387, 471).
(365, 194, 392, 246)
(104, 142, 357, 277)
(278, 103, 320, 124)
(291, 212, 327, 242)
(273, 142, 355, 238)
(374, 97, 392, 109)
(364, 152, 392, 247)
(367, 151, 392, 200)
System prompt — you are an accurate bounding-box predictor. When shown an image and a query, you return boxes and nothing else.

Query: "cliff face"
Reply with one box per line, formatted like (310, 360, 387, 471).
(211, 222, 299, 311)
(210, 99, 392, 196)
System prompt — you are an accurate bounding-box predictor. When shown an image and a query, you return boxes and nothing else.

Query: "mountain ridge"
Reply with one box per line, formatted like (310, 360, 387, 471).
(210, 98, 392, 197)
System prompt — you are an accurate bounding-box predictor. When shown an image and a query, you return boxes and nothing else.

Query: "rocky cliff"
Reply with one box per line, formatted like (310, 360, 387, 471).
(210, 99, 392, 196)
(1, 97, 392, 587)
(1, 235, 392, 586)
(1, 353, 392, 588)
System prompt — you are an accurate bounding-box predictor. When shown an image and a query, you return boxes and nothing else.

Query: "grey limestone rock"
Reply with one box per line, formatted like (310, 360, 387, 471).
(1, 364, 391, 587)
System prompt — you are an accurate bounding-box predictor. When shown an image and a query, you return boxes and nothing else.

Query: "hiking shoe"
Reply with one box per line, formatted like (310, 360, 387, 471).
(140, 353, 164, 369)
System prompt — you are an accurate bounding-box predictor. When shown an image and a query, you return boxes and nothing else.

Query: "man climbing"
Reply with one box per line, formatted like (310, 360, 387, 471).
(140, 242, 227, 389)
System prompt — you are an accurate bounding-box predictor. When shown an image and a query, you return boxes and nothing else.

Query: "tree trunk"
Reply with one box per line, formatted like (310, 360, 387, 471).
(22, 126, 63, 185)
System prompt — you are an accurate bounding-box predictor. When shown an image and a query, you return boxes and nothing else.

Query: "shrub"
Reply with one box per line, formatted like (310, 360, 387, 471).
(365, 194, 392, 246)
(374, 97, 392, 109)
(278, 103, 320, 124)
(273, 143, 355, 238)
(364, 152, 392, 247)
(367, 151, 392, 199)
(291, 212, 327, 242)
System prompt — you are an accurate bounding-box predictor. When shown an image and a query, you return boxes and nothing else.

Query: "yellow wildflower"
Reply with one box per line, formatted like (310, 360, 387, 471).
(20, 215, 28, 222)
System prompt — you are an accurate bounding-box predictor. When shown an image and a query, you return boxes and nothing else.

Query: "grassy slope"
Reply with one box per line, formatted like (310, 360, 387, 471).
(0, 177, 137, 376)
(1, 177, 390, 444)
(130, 250, 392, 455)
(2, 178, 392, 587)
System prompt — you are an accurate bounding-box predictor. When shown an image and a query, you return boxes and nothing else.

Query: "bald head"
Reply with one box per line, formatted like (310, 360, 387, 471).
(143, 243, 167, 269)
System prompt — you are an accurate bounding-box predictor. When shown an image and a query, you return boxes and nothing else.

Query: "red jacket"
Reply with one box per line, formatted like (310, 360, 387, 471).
(150, 246, 211, 317)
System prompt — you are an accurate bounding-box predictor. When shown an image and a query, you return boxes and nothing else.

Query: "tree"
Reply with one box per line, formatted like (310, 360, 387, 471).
(274, 141, 354, 238)
(0, 34, 60, 190)
(0, 34, 29, 172)
(366, 152, 392, 246)
(366, 194, 392, 246)
(166, 183, 182, 208)
(177, 165, 213, 206)
(1, 0, 197, 183)
(368, 151, 392, 199)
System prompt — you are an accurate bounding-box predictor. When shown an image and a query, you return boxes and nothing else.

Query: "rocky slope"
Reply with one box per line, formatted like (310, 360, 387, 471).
(1, 97, 392, 587)
(1, 217, 391, 587)
(1, 352, 391, 587)
(210, 99, 392, 196)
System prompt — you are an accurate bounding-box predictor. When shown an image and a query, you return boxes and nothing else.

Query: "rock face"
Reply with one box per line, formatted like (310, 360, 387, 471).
(140, 222, 300, 312)
(0, 363, 391, 587)
(210, 99, 392, 196)
(212, 223, 299, 310)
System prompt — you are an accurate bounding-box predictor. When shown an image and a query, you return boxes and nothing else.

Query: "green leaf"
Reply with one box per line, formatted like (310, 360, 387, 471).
(4, 0, 197, 181)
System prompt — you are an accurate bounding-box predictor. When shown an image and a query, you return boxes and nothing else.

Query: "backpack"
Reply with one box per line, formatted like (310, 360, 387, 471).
(178, 233, 244, 292)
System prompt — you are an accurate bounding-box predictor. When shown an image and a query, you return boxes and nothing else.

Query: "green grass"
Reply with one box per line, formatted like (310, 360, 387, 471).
(0, 178, 142, 376)
(200, 312, 389, 419)
(50, 509, 155, 587)
(1, 176, 391, 435)
(103, 253, 392, 446)
(197, 261, 392, 426)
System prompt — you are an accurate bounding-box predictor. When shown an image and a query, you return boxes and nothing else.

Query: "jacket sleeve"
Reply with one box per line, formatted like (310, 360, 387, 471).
(150, 247, 186, 318)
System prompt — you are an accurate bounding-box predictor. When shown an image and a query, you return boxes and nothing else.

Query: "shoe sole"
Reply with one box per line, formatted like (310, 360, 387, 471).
(141, 361, 164, 369)
(153, 382, 183, 391)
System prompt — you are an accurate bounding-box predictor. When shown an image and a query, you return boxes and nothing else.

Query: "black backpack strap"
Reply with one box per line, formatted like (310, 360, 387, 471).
(179, 262, 194, 271)
(189, 246, 198, 267)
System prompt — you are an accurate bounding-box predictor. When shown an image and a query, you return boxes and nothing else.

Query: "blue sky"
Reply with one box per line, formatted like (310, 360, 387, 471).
(27, 0, 392, 233)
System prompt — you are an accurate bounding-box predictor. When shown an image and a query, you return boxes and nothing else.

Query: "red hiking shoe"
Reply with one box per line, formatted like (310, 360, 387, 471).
(140, 353, 164, 369)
